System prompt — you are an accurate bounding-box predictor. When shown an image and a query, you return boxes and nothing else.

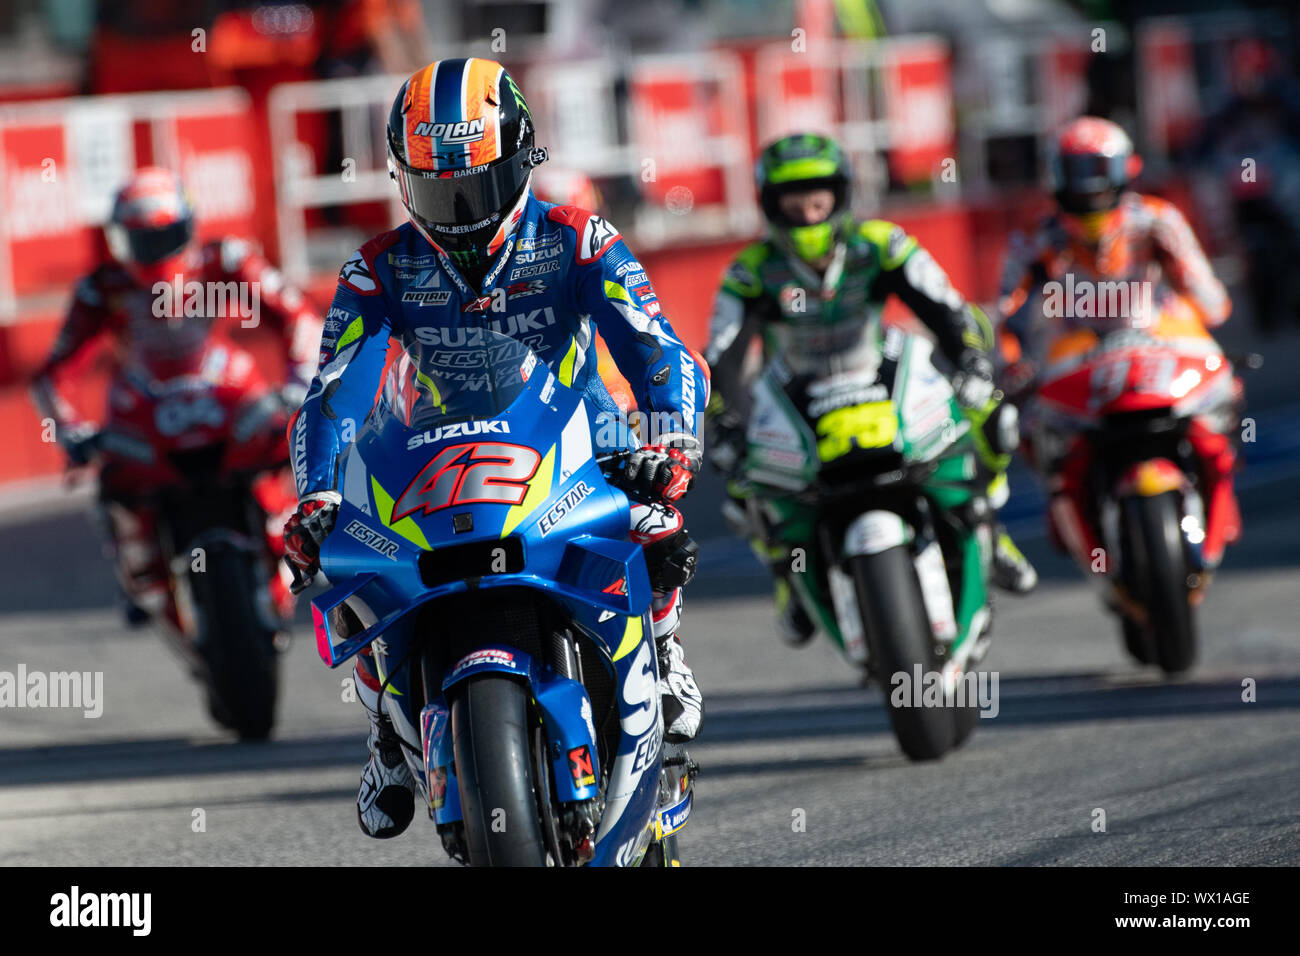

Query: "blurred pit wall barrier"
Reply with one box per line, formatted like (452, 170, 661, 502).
(265, 50, 761, 287)
(755, 33, 958, 201)
(0, 24, 1221, 328)
(0, 30, 1137, 331)
(263, 29, 1113, 282)
(0, 88, 258, 327)
(264, 35, 971, 279)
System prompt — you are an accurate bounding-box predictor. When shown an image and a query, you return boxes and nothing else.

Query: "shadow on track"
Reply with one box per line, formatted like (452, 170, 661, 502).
(0, 732, 365, 788)
(3, 673, 1293, 789)
(694, 673, 1300, 747)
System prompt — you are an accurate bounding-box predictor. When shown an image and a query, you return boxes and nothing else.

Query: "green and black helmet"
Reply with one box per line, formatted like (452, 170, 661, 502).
(755, 133, 853, 262)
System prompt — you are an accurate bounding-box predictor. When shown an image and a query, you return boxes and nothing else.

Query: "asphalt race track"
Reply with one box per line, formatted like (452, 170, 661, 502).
(1, 321, 1297, 867)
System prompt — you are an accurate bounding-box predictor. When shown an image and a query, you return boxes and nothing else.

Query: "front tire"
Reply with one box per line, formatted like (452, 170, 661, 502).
(451, 675, 548, 866)
(192, 545, 278, 740)
(1120, 615, 1154, 665)
(1125, 492, 1198, 674)
(851, 546, 957, 761)
(952, 693, 980, 749)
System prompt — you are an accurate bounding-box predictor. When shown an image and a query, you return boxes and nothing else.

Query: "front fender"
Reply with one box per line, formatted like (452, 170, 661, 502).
(438, 645, 602, 807)
(843, 509, 913, 557)
(442, 645, 530, 690)
(1115, 458, 1186, 498)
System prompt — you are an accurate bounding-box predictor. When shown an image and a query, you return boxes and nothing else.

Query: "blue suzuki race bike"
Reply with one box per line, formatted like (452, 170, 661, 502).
(298, 329, 693, 866)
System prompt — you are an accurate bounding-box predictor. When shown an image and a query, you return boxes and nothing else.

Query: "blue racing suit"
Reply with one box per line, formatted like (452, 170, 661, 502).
(291, 196, 708, 497)
(293, 194, 707, 746)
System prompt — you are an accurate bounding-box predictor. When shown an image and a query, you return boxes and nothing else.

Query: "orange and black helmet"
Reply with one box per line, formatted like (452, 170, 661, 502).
(386, 57, 548, 264)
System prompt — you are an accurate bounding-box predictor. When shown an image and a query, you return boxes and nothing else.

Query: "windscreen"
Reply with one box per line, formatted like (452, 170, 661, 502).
(380, 327, 542, 430)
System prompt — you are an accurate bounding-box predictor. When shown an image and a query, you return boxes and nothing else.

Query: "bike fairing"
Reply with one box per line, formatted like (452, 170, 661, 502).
(311, 331, 682, 864)
(292, 196, 709, 499)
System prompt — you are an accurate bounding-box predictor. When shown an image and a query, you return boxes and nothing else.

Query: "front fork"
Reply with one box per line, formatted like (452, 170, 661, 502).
(785, 494, 992, 670)
(421, 627, 666, 867)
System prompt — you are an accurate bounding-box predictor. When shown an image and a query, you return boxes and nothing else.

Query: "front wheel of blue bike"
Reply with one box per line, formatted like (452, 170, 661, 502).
(451, 674, 548, 866)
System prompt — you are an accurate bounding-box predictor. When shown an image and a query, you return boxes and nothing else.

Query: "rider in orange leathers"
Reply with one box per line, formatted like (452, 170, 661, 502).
(997, 117, 1241, 570)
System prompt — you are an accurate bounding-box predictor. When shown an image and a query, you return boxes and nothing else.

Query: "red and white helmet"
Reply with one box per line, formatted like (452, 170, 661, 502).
(1050, 117, 1142, 210)
(105, 167, 197, 285)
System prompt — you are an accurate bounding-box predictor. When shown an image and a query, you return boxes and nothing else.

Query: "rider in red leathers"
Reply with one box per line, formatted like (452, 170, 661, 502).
(30, 166, 323, 627)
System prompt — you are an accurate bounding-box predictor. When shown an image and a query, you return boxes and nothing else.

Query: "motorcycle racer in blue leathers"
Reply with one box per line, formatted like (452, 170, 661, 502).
(282, 57, 707, 840)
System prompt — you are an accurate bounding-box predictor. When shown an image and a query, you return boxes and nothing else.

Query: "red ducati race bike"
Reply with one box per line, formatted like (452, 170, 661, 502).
(1028, 293, 1253, 673)
(80, 337, 299, 738)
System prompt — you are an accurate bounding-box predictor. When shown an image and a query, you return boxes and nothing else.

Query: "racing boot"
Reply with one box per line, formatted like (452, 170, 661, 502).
(630, 501, 703, 743)
(992, 524, 1038, 594)
(971, 425, 1038, 593)
(354, 649, 416, 838)
(775, 578, 816, 646)
(99, 501, 167, 627)
(653, 588, 703, 743)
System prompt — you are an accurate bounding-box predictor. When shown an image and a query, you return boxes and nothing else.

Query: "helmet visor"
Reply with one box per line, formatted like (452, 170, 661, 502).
(392, 147, 535, 236)
(107, 218, 194, 265)
(1052, 152, 1129, 196)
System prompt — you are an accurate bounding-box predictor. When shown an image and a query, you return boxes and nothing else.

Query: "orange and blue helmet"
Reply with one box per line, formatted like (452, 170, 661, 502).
(386, 57, 548, 265)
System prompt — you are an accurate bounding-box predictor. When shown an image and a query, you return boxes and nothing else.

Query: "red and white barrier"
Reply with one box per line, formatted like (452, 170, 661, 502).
(0, 87, 257, 320)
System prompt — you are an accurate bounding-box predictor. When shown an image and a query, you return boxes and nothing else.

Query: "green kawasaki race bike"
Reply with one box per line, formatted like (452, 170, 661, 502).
(731, 324, 997, 761)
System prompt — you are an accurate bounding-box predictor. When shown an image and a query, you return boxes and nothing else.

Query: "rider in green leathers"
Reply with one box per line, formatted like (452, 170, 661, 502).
(705, 133, 1037, 644)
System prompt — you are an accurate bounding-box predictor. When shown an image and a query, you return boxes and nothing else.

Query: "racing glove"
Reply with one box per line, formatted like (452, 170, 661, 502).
(999, 359, 1037, 402)
(624, 432, 702, 503)
(952, 351, 996, 411)
(283, 491, 342, 572)
(59, 423, 99, 468)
